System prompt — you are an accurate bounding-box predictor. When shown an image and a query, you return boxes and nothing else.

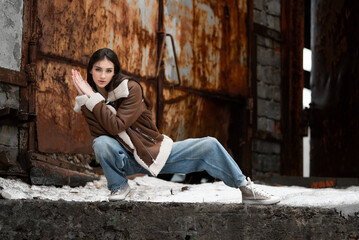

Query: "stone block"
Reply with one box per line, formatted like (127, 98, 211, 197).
(267, 14, 281, 32)
(257, 117, 275, 133)
(0, 146, 18, 167)
(257, 99, 281, 120)
(254, 0, 264, 11)
(254, 9, 267, 25)
(264, 0, 281, 16)
(273, 85, 281, 102)
(252, 152, 280, 172)
(257, 81, 279, 101)
(0, 83, 19, 109)
(252, 139, 281, 154)
(253, 7, 281, 31)
(257, 65, 281, 85)
(257, 46, 280, 67)
(0, 125, 18, 147)
(257, 35, 275, 48)
(257, 81, 281, 103)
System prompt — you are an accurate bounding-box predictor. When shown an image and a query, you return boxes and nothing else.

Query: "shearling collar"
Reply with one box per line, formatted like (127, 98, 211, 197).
(106, 79, 129, 102)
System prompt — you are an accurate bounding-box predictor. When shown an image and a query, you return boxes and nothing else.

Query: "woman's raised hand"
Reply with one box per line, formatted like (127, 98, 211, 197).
(71, 69, 94, 98)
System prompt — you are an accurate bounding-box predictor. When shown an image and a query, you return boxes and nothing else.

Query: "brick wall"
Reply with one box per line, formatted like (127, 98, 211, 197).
(252, 0, 282, 175)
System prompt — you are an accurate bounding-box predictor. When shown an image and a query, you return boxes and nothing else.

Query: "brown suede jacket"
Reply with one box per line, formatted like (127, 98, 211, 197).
(74, 78, 173, 176)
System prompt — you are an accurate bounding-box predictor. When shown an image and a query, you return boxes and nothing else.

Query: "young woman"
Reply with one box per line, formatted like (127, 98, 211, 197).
(72, 48, 280, 204)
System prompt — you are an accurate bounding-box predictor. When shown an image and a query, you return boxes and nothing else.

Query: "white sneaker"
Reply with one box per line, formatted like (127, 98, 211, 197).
(108, 184, 131, 201)
(239, 178, 280, 205)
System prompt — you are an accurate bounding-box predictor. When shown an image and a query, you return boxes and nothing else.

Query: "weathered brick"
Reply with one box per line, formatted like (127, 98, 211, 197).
(264, 0, 281, 16)
(273, 85, 281, 102)
(257, 35, 275, 48)
(252, 152, 280, 172)
(254, 0, 264, 11)
(257, 82, 280, 102)
(253, 5, 281, 31)
(257, 99, 281, 120)
(253, 9, 267, 25)
(266, 14, 281, 32)
(257, 65, 281, 85)
(257, 117, 275, 133)
(252, 139, 281, 154)
(257, 46, 280, 67)
(257, 82, 270, 100)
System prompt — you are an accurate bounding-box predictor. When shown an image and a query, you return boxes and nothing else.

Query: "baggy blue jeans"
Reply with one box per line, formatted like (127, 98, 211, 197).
(93, 135, 247, 191)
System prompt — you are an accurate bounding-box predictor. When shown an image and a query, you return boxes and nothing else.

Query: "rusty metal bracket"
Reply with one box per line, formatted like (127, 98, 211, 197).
(156, 31, 181, 87)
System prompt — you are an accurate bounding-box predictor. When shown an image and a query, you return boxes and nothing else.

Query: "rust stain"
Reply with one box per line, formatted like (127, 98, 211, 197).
(163, 0, 248, 96)
(36, 59, 92, 153)
(310, 180, 336, 188)
(35, 0, 249, 155)
(35, 0, 159, 153)
(161, 88, 231, 143)
(37, 0, 158, 77)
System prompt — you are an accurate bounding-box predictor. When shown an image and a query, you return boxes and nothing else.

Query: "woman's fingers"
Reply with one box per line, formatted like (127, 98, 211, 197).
(71, 69, 84, 95)
(71, 69, 94, 97)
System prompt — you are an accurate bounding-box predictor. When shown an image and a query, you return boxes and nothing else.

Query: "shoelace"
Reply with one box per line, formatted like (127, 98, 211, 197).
(246, 178, 271, 198)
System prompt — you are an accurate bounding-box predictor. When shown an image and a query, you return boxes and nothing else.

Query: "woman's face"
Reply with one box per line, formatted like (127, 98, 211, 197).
(90, 58, 115, 89)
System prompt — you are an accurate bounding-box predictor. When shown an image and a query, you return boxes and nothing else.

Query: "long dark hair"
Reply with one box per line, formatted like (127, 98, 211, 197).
(87, 48, 151, 108)
(87, 48, 123, 91)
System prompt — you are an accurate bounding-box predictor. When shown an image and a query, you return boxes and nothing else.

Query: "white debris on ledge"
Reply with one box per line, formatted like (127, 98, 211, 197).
(1, 175, 359, 218)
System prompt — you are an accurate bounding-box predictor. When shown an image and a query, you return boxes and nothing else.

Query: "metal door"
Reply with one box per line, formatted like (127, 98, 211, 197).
(310, 0, 359, 177)
(33, 0, 251, 174)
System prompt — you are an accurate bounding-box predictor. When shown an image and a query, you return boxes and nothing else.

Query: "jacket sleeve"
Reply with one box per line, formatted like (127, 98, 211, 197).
(73, 94, 109, 137)
(83, 81, 144, 135)
(81, 107, 110, 137)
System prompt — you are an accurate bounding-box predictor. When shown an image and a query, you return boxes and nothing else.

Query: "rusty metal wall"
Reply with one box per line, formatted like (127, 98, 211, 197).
(160, 0, 249, 144)
(163, 0, 248, 96)
(310, 0, 359, 177)
(34, 0, 249, 164)
(35, 0, 159, 153)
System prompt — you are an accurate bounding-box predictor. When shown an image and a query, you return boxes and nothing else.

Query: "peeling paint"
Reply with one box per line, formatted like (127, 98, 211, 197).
(163, 0, 248, 96)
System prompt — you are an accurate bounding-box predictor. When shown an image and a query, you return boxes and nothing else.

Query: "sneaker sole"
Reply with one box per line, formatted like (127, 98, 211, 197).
(108, 188, 131, 201)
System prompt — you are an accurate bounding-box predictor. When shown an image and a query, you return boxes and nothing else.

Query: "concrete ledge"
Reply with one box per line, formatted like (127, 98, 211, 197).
(0, 200, 358, 239)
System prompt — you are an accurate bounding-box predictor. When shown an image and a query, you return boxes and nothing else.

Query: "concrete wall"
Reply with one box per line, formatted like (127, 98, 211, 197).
(0, 0, 23, 71)
(252, 0, 282, 174)
(0, 200, 358, 239)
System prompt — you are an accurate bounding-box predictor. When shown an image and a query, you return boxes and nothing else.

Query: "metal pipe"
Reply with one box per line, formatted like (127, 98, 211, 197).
(156, 31, 181, 87)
